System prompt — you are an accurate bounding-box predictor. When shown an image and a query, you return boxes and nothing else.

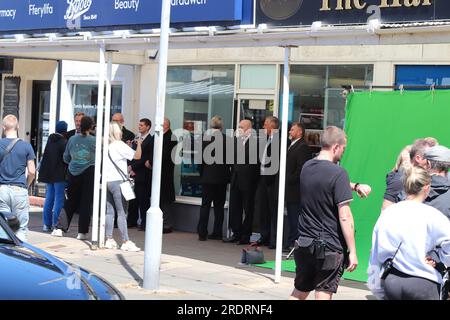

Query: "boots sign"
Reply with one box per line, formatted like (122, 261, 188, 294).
(257, 0, 450, 26)
(0, 0, 253, 34)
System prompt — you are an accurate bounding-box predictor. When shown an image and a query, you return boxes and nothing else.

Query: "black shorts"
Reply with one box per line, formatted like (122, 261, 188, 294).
(294, 246, 345, 294)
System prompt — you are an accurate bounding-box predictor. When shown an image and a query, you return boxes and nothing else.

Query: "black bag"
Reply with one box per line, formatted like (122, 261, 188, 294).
(241, 243, 265, 264)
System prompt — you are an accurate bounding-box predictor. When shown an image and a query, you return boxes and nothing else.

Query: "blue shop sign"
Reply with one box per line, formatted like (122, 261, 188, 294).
(0, 0, 253, 34)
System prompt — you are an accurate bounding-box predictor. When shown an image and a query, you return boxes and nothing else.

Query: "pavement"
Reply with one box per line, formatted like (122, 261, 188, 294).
(26, 207, 374, 300)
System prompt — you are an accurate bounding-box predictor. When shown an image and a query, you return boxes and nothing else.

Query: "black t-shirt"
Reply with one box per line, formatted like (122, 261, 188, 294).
(297, 159, 353, 252)
(383, 169, 404, 203)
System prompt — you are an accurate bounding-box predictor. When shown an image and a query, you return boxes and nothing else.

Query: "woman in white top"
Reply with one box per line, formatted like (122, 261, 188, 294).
(105, 122, 142, 252)
(369, 166, 450, 300)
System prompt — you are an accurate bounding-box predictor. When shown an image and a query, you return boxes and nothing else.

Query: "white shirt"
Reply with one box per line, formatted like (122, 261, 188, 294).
(105, 140, 135, 182)
(288, 138, 300, 150)
(369, 200, 450, 285)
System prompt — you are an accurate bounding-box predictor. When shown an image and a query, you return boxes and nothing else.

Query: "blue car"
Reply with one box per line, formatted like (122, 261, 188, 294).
(0, 213, 124, 300)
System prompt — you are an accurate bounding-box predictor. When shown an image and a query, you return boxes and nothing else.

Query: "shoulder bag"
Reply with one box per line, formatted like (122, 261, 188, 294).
(0, 138, 20, 164)
(107, 151, 136, 201)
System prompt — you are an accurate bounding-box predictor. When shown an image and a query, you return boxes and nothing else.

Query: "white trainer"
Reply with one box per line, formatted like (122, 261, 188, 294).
(121, 240, 140, 252)
(51, 229, 63, 237)
(76, 233, 88, 240)
(104, 238, 118, 249)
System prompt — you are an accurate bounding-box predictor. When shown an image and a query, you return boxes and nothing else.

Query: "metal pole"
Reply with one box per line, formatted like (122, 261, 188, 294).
(274, 47, 291, 283)
(143, 0, 171, 290)
(99, 52, 113, 248)
(91, 45, 106, 248)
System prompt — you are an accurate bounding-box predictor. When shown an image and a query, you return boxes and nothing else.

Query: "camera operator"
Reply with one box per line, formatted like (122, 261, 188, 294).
(369, 166, 450, 300)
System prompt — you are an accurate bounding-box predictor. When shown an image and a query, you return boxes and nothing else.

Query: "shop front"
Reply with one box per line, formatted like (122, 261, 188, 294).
(1, 0, 450, 260)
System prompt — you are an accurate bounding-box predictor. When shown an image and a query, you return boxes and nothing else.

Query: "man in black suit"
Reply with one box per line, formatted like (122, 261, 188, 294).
(159, 118, 177, 233)
(112, 112, 135, 146)
(225, 119, 260, 245)
(256, 116, 281, 249)
(197, 116, 231, 241)
(128, 118, 154, 230)
(66, 112, 85, 140)
(284, 122, 312, 249)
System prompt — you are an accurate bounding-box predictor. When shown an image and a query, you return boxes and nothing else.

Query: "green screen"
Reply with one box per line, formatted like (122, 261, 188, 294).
(340, 90, 450, 282)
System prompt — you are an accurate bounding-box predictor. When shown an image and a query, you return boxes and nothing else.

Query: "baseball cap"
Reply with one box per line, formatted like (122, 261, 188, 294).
(423, 145, 450, 163)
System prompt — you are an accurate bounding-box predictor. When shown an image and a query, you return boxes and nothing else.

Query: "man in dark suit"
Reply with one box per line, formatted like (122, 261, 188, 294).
(128, 118, 153, 230)
(285, 122, 312, 249)
(197, 116, 231, 241)
(256, 116, 281, 249)
(159, 118, 177, 233)
(112, 112, 135, 146)
(66, 112, 84, 140)
(225, 119, 260, 245)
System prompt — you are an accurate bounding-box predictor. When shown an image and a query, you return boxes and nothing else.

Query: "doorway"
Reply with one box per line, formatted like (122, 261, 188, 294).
(31, 81, 51, 197)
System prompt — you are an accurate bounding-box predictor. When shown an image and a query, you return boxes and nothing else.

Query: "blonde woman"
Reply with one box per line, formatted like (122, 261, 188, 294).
(369, 166, 450, 300)
(104, 121, 142, 251)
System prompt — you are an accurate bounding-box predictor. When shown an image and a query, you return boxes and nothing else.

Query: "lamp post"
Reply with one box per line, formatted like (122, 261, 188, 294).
(142, 0, 171, 290)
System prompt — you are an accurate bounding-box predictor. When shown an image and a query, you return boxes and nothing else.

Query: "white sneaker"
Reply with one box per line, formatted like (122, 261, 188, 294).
(51, 229, 63, 237)
(121, 240, 140, 252)
(104, 238, 118, 249)
(77, 233, 88, 240)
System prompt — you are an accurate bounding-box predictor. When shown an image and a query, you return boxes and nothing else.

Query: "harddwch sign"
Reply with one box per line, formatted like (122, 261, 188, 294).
(0, 0, 253, 34)
(256, 0, 450, 26)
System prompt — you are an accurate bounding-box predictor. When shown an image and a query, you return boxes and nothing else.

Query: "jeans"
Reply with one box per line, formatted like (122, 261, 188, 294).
(0, 185, 30, 242)
(106, 180, 129, 241)
(43, 182, 66, 228)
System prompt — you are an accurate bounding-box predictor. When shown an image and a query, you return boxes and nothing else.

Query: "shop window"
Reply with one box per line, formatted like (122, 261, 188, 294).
(285, 64, 373, 149)
(240, 64, 277, 90)
(166, 65, 235, 198)
(71, 83, 123, 119)
(395, 65, 450, 87)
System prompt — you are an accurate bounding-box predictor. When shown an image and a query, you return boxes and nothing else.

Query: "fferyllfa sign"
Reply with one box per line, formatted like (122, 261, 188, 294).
(256, 0, 450, 26)
(0, 0, 253, 34)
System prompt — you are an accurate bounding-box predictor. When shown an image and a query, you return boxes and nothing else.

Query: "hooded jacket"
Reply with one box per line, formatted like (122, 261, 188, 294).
(425, 174, 450, 220)
(38, 133, 67, 183)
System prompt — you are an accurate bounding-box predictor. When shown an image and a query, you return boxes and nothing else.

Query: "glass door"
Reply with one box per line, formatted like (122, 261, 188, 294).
(237, 95, 275, 132)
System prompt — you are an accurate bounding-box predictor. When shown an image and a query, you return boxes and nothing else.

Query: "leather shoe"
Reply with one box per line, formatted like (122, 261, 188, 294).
(256, 238, 269, 246)
(208, 234, 222, 240)
(268, 244, 276, 250)
(236, 237, 250, 245)
(163, 228, 173, 234)
(198, 235, 207, 241)
(223, 235, 239, 243)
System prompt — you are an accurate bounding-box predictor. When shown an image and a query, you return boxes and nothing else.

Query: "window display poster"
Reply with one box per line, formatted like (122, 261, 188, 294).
(2, 76, 20, 120)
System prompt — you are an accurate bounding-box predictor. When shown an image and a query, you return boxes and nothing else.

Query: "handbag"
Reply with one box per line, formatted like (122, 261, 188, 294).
(108, 151, 136, 201)
(241, 243, 265, 265)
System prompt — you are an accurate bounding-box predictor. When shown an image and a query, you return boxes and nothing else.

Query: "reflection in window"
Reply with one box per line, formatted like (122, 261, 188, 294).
(166, 66, 235, 198)
(284, 65, 373, 147)
(71, 84, 123, 120)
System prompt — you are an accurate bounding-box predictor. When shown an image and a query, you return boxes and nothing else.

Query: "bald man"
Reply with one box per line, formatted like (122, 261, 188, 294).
(112, 113, 135, 146)
(224, 119, 260, 245)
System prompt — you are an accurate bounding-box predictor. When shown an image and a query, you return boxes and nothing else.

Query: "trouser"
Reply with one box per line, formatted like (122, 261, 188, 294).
(133, 180, 151, 227)
(57, 166, 94, 234)
(384, 268, 440, 300)
(228, 185, 256, 240)
(0, 184, 29, 242)
(197, 183, 227, 238)
(162, 201, 174, 230)
(257, 176, 278, 246)
(106, 180, 129, 241)
(286, 202, 301, 247)
(43, 182, 67, 228)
